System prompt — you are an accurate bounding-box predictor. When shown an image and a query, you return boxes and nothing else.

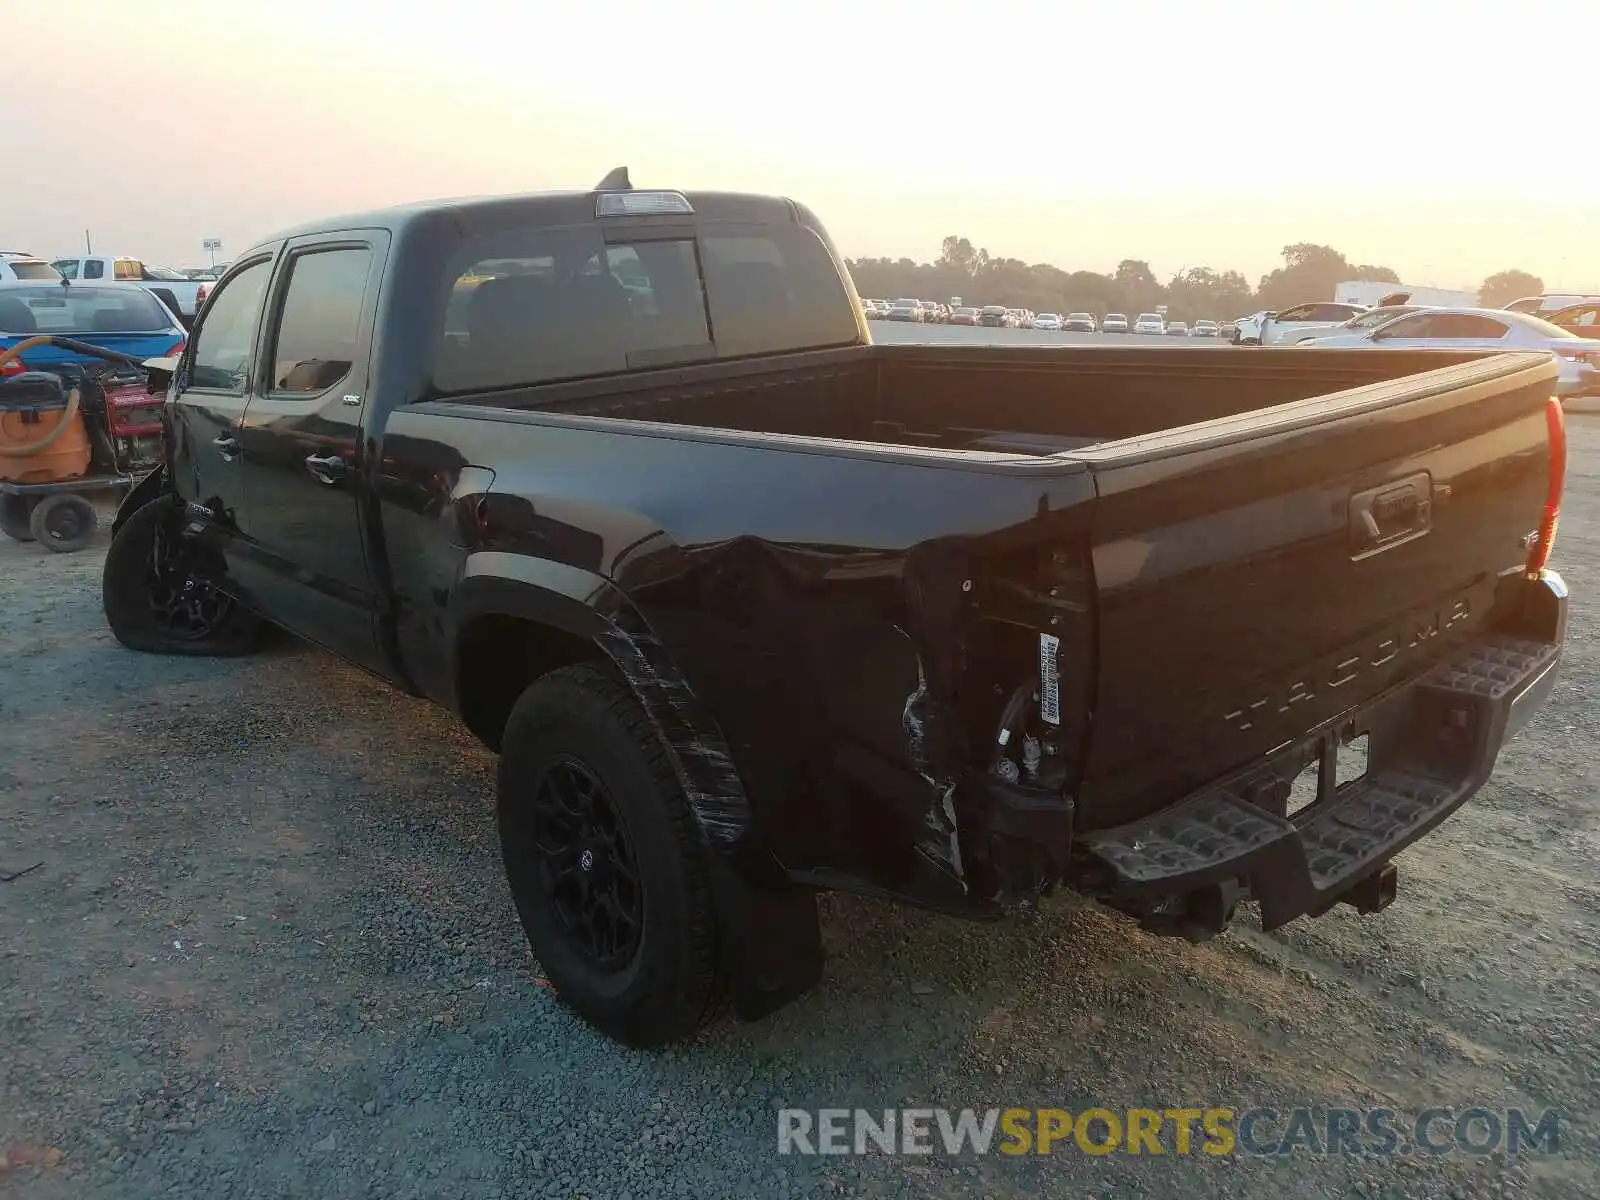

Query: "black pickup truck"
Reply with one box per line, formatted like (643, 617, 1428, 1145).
(101, 170, 1569, 1047)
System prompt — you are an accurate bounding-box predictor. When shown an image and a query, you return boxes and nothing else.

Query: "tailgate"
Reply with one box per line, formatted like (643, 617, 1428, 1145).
(1071, 351, 1560, 828)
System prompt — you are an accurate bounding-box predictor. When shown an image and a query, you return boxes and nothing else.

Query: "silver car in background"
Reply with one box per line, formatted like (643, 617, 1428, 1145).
(1299, 307, 1600, 404)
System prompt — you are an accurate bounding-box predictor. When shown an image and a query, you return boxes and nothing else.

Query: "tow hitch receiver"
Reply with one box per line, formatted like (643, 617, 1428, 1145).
(1340, 863, 1398, 915)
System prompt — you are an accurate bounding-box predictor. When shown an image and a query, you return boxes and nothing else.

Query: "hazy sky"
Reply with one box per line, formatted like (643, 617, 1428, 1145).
(7, 0, 1596, 291)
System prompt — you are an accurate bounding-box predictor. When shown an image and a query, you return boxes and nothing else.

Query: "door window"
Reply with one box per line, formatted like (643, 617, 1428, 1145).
(1369, 314, 1434, 341)
(188, 260, 272, 391)
(52, 260, 79, 279)
(82, 259, 104, 280)
(267, 247, 373, 394)
(1416, 314, 1508, 340)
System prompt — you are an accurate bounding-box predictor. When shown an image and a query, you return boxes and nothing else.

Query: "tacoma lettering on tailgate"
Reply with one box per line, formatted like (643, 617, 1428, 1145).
(1224, 596, 1473, 733)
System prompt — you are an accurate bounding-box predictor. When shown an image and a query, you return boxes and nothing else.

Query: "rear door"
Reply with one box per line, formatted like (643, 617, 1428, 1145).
(1073, 352, 1557, 828)
(167, 256, 275, 574)
(229, 233, 393, 677)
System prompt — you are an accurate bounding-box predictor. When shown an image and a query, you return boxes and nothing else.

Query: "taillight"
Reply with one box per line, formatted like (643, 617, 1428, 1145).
(1526, 396, 1566, 577)
(0, 355, 24, 378)
(195, 284, 209, 309)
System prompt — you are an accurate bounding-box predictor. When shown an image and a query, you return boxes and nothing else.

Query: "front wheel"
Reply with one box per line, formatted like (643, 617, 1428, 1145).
(498, 664, 726, 1047)
(101, 497, 262, 655)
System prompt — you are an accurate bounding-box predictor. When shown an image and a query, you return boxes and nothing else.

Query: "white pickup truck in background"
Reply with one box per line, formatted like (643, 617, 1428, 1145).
(49, 255, 209, 322)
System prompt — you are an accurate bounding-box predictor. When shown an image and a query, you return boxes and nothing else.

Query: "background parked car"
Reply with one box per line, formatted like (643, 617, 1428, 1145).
(978, 305, 1010, 328)
(1134, 312, 1165, 334)
(0, 252, 60, 282)
(0, 282, 187, 375)
(51, 255, 210, 323)
(886, 298, 924, 322)
(1166, 320, 1189, 337)
(1547, 301, 1600, 339)
(1273, 304, 1425, 346)
(950, 306, 980, 326)
(1298, 307, 1600, 403)
(1102, 312, 1129, 333)
(1033, 312, 1063, 331)
(1192, 319, 1220, 338)
(1232, 301, 1367, 345)
(1064, 312, 1096, 333)
(1503, 294, 1600, 316)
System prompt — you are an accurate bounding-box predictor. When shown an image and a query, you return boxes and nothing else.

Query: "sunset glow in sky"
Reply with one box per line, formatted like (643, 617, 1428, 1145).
(7, 0, 1595, 291)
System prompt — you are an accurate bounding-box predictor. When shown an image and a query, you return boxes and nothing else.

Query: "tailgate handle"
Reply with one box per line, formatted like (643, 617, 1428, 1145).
(1350, 472, 1433, 560)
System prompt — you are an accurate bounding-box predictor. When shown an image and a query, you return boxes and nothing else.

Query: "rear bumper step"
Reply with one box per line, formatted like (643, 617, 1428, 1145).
(1081, 575, 1566, 931)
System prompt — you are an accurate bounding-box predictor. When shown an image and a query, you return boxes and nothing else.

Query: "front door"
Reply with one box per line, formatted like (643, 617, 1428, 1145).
(166, 255, 275, 574)
(229, 234, 393, 679)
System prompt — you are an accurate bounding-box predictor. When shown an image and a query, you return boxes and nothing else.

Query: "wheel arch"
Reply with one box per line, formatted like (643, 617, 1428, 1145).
(447, 559, 757, 853)
(110, 467, 174, 540)
(450, 556, 821, 1021)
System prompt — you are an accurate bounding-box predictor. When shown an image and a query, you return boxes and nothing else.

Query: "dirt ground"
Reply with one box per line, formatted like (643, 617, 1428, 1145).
(2, 425, 1597, 1200)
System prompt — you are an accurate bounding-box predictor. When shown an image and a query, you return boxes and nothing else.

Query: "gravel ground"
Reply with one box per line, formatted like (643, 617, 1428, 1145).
(2, 423, 1597, 1200)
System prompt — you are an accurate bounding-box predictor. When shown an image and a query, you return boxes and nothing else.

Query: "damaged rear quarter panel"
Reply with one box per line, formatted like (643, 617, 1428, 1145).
(414, 406, 1097, 908)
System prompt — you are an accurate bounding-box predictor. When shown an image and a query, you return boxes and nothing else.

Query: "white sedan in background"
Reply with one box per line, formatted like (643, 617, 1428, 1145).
(1273, 304, 1424, 346)
(1033, 312, 1063, 331)
(1299, 307, 1600, 405)
(1233, 301, 1368, 345)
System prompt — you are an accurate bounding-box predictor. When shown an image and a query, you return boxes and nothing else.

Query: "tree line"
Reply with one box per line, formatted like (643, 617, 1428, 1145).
(845, 236, 1547, 323)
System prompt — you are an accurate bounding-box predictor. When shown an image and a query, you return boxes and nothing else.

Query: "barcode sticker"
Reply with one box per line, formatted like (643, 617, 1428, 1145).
(1039, 633, 1061, 726)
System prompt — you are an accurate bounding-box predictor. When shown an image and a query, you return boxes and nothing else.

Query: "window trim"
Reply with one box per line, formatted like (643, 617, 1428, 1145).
(182, 254, 277, 394)
(260, 239, 377, 402)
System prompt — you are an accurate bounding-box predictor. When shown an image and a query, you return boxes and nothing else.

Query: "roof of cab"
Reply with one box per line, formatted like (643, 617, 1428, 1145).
(251, 187, 806, 252)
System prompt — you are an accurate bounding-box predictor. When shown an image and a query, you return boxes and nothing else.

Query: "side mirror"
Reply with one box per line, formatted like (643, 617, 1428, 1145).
(141, 355, 180, 395)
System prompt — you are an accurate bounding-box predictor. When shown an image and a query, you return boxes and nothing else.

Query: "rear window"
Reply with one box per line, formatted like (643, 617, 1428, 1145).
(430, 223, 855, 394)
(0, 286, 172, 334)
(1507, 312, 1579, 340)
(6, 260, 59, 280)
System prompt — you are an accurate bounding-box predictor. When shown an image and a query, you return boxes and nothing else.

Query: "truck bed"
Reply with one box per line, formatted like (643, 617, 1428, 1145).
(449, 343, 1493, 457)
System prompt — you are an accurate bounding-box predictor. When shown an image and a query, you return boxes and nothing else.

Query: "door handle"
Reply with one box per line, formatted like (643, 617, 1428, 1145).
(305, 453, 348, 484)
(213, 434, 239, 461)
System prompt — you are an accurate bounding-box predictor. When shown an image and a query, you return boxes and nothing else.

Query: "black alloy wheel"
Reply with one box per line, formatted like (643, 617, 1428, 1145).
(530, 756, 644, 969)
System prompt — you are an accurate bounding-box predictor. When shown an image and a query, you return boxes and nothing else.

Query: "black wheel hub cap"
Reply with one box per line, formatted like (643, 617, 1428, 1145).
(44, 507, 86, 542)
(145, 520, 233, 639)
(531, 758, 642, 969)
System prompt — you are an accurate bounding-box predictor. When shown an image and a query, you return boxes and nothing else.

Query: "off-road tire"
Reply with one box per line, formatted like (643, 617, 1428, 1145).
(498, 663, 726, 1047)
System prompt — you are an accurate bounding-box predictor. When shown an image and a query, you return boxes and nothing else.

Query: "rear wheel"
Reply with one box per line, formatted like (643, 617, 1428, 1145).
(29, 492, 97, 553)
(498, 664, 725, 1047)
(0, 495, 34, 542)
(102, 497, 261, 655)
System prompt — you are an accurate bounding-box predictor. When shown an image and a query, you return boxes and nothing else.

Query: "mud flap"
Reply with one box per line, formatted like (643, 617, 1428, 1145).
(707, 857, 824, 1021)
